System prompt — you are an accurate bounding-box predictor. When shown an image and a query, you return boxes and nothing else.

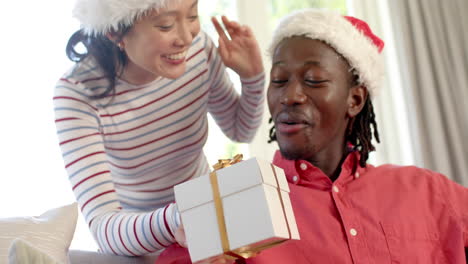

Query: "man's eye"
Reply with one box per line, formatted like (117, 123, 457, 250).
(271, 80, 287, 84)
(305, 79, 328, 86)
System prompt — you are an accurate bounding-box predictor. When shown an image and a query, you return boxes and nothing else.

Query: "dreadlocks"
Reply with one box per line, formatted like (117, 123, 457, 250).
(267, 97, 380, 168)
(346, 97, 380, 167)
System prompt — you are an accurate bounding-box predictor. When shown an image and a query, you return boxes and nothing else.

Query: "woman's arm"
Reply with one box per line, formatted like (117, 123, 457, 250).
(203, 19, 265, 143)
(53, 77, 180, 256)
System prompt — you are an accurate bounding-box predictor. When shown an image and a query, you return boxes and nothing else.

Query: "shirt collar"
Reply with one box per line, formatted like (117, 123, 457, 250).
(272, 150, 367, 189)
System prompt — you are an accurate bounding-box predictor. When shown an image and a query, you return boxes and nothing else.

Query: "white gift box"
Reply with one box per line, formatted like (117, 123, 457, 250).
(174, 157, 300, 263)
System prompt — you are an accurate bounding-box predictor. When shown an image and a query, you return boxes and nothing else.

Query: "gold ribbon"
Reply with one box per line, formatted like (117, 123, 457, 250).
(209, 154, 291, 261)
(210, 154, 244, 260)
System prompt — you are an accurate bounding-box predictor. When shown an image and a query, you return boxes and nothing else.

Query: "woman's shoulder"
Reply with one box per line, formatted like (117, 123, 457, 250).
(55, 57, 109, 98)
(59, 57, 103, 83)
(191, 30, 216, 55)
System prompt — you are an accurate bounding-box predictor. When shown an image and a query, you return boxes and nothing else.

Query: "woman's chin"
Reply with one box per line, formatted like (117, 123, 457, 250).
(163, 71, 184, 80)
(159, 63, 187, 80)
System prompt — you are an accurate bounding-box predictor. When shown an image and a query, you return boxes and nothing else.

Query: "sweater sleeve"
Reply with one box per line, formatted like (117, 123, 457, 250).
(203, 32, 265, 143)
(53, 77, 180, 256)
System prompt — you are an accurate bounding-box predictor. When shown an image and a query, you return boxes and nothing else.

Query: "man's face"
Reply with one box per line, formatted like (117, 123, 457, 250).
(268, 37, 354, 161)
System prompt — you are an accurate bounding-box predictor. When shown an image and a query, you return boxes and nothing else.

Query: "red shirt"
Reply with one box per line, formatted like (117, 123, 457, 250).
(248, 151, 468, 264)
(156, 151, 468, 264)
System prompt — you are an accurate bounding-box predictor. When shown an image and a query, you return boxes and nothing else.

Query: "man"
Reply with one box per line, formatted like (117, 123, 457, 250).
(158, 9, 468, 263)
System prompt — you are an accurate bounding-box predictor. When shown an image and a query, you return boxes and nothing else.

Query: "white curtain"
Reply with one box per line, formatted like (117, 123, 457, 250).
(239, 0, 280, 162)
(349, 0, 468, 185)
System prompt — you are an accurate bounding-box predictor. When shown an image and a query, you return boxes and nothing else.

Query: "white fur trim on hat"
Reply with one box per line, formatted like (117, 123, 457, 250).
(73, 0, 181, 36)
(268, 9, 384, 97)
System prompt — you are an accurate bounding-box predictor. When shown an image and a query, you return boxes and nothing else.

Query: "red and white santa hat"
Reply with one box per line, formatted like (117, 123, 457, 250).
(73, 0, 181, 36)
(269, 9, 385, 97)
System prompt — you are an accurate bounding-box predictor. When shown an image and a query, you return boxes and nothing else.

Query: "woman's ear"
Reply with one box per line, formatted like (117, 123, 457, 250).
(106, 33, 125, 51)
(346, 85, 368, 118)
(106, 33, 118, 43)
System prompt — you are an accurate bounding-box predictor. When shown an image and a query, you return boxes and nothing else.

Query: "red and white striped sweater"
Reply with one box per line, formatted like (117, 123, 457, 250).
(53, 31, 265, 256)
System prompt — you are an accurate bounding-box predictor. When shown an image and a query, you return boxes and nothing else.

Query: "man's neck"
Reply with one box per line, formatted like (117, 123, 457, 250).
(306, 143, 349, 181)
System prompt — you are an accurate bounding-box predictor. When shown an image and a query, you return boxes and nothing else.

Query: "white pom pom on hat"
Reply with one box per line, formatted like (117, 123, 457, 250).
(72, 0, 181, 36)
(268, 9, 385, 97)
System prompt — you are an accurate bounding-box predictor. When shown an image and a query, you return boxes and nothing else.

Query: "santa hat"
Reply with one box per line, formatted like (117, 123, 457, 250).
(73, 0, 181, 36)
(269, 9, 385, 97)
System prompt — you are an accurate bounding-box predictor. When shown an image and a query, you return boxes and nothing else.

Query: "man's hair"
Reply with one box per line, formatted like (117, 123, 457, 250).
(268, 83, 380, 168)
(346, 96, 380, 167)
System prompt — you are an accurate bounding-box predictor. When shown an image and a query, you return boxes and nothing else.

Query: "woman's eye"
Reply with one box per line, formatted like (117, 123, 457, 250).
(157, 24, 174, 31)
(188, 15, 199, 21)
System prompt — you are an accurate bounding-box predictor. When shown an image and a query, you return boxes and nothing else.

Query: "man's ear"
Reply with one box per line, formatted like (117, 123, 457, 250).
(346, 85, 368, 118)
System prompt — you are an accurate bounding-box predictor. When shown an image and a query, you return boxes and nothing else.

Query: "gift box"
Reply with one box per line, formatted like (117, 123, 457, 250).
(174, 156, 300, 263)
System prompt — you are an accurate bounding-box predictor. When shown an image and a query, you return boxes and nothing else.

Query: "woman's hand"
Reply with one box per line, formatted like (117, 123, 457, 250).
(173, 222, 236, 264)
(174, 222, 187, 248)
(211, 16, 264, 79)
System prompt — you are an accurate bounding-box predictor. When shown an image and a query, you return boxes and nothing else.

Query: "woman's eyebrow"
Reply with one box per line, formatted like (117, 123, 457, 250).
(150, 0, 198, 21)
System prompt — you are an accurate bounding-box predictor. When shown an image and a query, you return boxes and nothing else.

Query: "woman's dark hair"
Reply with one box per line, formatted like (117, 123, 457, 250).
(267, 75, 381, 168)
(65, 27, 131, 99)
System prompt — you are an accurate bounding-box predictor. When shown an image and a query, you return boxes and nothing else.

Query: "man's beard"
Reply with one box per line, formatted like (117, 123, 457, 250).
(279, 143, 311, 161)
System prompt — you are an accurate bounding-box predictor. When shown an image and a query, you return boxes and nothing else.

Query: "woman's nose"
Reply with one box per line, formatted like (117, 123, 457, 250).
(174, 22, 194, 47)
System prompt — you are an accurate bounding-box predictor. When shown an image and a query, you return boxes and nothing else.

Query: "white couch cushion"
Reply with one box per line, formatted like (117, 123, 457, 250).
(8, 238, 60, 264)
(0, 203, 78, 264)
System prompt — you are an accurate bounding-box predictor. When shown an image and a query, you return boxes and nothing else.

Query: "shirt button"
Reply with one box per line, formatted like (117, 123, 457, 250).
(332, 185, 339, 193)
(299, 163, 308, 171)
(292, 175, 298, 183)
(355, 172, 360, 179)
(350, 228, 358, 236)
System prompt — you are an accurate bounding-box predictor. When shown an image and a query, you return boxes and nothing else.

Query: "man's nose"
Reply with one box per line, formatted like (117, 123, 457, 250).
(280, 79, 307, 105)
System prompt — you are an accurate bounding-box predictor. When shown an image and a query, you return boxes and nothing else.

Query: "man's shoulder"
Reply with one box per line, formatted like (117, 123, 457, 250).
(369, 163, 448, 186)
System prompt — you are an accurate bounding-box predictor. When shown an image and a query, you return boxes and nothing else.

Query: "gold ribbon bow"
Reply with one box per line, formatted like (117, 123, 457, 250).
(209, 154, 290, 262)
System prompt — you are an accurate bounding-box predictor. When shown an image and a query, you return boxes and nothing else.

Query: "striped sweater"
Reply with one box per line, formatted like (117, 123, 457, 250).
(53, 31, 265, 256)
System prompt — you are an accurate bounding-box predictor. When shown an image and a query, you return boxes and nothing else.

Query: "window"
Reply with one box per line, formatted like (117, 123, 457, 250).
(269, 0, 347, 21)
(199, 0, 252, 166)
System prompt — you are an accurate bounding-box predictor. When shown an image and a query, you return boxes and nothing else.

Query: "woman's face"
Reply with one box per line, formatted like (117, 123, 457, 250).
(268, 37, 360, 162)
(121, 0, 200, 83)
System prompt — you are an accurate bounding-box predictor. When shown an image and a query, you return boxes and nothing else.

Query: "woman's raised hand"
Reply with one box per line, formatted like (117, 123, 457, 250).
(211, 16, 264, 79)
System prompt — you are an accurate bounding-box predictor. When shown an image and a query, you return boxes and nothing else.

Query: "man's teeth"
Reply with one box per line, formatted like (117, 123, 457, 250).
(165, 51, 187, 60)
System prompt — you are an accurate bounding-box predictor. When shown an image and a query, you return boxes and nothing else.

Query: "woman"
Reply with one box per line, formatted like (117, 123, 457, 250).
(54, 0, 265, 256)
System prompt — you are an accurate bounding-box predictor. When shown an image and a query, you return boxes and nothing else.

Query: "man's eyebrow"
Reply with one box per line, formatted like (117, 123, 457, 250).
(272, 60, 322, 66)
(304, 61, 321, 66)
